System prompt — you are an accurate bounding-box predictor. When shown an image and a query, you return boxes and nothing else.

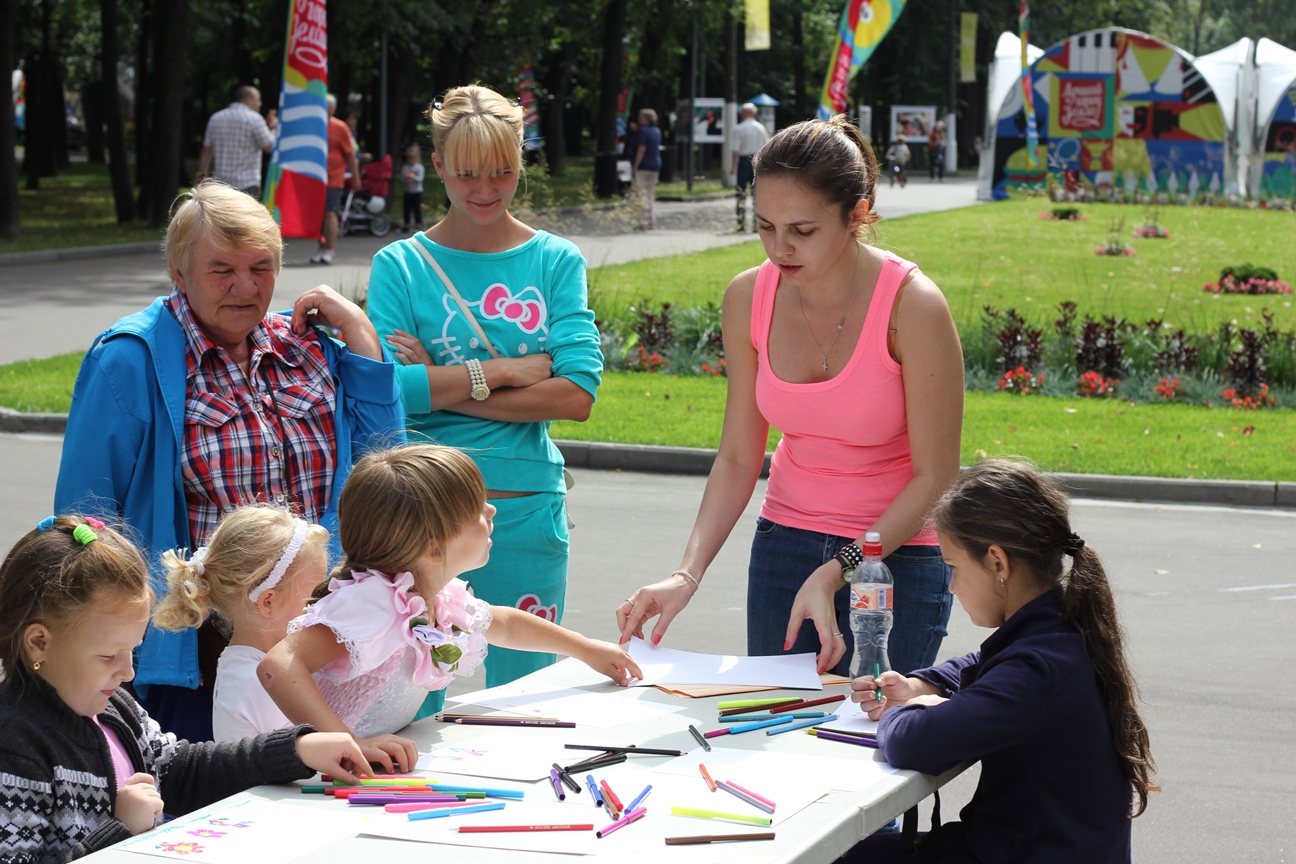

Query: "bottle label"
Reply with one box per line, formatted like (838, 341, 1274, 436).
(850, 585, 893, 611)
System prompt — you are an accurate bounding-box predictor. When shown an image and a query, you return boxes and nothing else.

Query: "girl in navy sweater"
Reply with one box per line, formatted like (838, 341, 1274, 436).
(0, 516, 374, 863)
(845, 460, 1157, 863)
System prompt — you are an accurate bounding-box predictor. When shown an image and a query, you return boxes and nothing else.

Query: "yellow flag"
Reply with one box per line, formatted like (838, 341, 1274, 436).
(960, 13, 978, 83)
(745, 0, 770, 51)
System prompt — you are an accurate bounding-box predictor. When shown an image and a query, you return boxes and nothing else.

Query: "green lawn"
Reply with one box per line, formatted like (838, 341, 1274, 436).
(550, 372, 1296, 482)
(587, 200, 1296, 336)
(0, 162, 165, 255)
(0, 352, 84, 413)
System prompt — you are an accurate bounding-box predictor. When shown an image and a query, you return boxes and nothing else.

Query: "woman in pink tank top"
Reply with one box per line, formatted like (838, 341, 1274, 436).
(617, 118, 964, 678)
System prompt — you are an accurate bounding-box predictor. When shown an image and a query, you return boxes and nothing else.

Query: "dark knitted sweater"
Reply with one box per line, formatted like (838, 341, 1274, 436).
(0, 676, 315, 863)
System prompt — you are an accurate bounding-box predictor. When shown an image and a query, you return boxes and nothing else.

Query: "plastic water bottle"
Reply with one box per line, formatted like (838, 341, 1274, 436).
(848, 532, 893, 685)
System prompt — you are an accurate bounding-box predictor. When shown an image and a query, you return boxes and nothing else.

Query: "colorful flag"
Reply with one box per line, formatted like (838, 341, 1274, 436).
(745, 0, 771, 51)
(817, 0, 908, 120)
(517, 66, 541, 151)
(960, 13, 977, 83)
(263, 0, 329, 238)
(1019, 0, 1039, 167)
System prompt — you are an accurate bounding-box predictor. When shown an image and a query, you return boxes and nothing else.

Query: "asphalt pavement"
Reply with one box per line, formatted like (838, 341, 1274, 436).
(1, 436, 1292, 861)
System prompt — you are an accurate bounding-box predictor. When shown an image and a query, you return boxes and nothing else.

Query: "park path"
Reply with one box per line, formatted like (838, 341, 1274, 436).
(0, 176, 978, 365)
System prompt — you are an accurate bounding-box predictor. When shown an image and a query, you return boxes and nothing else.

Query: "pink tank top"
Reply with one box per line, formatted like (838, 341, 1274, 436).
(753, 252, 938, 545)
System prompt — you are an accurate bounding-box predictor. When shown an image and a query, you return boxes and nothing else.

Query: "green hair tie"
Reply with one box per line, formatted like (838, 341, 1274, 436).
(72, 524, 99, 546)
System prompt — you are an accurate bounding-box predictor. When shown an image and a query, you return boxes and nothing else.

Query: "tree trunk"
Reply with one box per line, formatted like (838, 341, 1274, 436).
(386, 40, 418, 164)
(102, 0, 134, 223)
(792, 0, 806, 120)
(0, 0, 20, 238)
(134, 0, 151, 208)
(595, 0, 628, 154)
(144, 0, 189, 227)
(84, 81, 106, 163)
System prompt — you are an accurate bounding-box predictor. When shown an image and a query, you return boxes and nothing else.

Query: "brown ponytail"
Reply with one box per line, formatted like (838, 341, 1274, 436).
(932, 459, 1159, 817)
(752, 115, 881, 239)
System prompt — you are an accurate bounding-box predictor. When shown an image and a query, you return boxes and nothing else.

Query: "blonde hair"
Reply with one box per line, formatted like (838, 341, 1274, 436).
(153, 506, 329, 632)
(332, 444, 486, 582)
(165, 181, 284, 278)
(429, 85, 523, 175)
(0, 517, 151, 691)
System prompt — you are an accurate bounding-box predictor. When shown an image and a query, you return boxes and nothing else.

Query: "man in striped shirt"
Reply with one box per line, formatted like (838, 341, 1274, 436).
(196, 86, 277, 197)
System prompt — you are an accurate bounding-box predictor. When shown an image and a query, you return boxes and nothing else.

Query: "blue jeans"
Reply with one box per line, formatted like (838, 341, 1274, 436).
(747, 518, 952, 676)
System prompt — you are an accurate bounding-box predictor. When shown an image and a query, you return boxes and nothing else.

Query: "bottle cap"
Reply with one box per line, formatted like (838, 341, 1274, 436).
(863, 531, 883, 557)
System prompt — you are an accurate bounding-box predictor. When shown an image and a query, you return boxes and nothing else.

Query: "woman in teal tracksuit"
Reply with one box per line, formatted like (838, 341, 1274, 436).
(366, 84, 602, 718)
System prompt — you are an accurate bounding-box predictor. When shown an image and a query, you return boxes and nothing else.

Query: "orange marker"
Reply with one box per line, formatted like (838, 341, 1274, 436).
(699, 763, 717, 792)
(600, 779, 624, 817)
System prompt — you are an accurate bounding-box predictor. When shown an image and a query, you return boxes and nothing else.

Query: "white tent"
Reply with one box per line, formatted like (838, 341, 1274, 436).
(1193, 38, 1254, 197)
(977, 32, 1044, 201)
(1252, 38, 1296, 197)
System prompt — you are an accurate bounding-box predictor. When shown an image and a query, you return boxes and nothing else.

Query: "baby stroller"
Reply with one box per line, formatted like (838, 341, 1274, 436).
(340, 153, 393, 237)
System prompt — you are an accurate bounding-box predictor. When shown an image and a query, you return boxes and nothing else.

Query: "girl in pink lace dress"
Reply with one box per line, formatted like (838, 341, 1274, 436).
(257, 444, 641, 772)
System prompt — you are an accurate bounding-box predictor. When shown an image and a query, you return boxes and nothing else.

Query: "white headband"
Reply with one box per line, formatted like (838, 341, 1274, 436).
(248, 519, 308, 603)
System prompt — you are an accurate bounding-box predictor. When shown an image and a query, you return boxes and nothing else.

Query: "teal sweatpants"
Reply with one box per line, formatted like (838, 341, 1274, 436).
(414, 492, 570, 720)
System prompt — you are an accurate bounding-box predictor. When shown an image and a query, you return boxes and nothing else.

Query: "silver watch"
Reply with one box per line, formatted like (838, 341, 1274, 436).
(466, 358, 490, 401)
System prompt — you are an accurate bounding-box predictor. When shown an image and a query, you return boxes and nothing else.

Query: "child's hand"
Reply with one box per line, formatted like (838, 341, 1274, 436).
(294, 732, 375, 784)
(355, 734, 420, 774)
(851, 671, 942, 720)
(115, 773, 164, 835)
(580, 639, 643, 685)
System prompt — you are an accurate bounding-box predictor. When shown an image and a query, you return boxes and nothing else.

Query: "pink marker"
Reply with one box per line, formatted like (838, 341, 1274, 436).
(385, 801, 486, 814)
(702, 728, 731, 739)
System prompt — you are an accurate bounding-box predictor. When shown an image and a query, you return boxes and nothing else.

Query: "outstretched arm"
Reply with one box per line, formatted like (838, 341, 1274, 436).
(488, 607, 642, 685)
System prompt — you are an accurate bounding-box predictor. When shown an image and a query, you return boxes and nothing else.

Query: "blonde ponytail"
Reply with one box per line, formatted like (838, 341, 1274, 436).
(153, 549, 213, 631)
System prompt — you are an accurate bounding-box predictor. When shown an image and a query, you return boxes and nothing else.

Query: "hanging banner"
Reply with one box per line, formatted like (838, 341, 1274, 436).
(1018, 0, 1039, 167)
(263, 0, 329, 238)
(817, 0, 909, 120)
(517, 65, 541, 151)
(960, 13, 977, 83)
(745, 0, 771, 51)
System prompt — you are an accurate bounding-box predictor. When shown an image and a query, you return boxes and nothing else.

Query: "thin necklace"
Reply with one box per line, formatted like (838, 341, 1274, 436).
(796, 243, 859, 372)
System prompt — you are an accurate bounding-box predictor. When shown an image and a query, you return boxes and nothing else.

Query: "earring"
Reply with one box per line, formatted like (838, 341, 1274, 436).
(32, 661, 41, 671)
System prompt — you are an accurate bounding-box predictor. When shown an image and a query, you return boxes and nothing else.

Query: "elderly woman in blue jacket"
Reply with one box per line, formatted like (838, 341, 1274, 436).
(54, 181, 405, 742)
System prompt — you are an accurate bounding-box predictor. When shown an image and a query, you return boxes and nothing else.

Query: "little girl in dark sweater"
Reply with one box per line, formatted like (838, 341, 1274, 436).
(0, 516, 372, 863)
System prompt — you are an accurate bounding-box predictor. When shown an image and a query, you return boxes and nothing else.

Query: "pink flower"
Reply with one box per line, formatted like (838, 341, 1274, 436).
(434, 579, 474, 631)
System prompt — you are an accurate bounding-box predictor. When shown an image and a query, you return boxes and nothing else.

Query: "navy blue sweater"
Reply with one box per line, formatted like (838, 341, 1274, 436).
(878, 590, 1133, 863)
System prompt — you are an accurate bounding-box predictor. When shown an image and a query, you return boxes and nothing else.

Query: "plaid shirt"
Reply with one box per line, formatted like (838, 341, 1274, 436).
(166, 289, 337, 545)
(202, 102, 274, 190)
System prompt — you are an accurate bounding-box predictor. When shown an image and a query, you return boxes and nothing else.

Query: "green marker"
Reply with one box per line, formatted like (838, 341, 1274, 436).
(716, 697, 799, 709)
(671, 806, 773, 827)
(874, 663, 883, 703)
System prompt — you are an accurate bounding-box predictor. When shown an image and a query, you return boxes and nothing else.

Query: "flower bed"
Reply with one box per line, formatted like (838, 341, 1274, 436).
(1202, 264, 1291, 296)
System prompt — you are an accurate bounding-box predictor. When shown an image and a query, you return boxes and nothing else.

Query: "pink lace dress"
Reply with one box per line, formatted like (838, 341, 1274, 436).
(289, 570, 492, 737)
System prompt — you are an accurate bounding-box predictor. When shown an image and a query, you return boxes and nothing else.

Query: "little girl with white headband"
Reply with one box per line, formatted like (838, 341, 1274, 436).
(155, 507, 347, 746)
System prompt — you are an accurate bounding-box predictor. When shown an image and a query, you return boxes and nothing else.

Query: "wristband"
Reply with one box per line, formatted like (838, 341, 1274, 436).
(466, 358, 490, 401)
(833, 544, 863, 581)
(671, 570, 701, 592)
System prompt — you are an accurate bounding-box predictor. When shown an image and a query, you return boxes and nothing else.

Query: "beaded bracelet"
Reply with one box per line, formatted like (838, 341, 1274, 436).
(833, 543, 864, 580)
(671, 569, 701, 591)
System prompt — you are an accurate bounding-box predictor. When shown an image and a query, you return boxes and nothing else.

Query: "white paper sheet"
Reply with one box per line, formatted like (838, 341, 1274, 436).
(117, 799, 363, 862)
(819, 694, 882, 735)
(360, 801, 606, 855)
(447, 680, 687, 728)
(655, 745, 896, 794)
(415, 730, 575, 781)
(625, 638, 823, 691)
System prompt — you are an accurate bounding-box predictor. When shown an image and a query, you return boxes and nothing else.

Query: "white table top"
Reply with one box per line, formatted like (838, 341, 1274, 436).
(86, 660, 966, 863)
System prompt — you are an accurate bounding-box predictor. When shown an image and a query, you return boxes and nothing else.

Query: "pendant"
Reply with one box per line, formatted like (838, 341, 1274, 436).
(821, 361, 829, 371)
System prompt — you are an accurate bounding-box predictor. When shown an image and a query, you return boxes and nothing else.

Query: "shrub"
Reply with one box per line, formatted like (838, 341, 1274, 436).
(1203, 264, 1291, 295)
(999, 366, 1044, 394)
(1078, 370, 1118, 397)
(1076, 315, 1126, 381)
(989, 307, 1042, 375)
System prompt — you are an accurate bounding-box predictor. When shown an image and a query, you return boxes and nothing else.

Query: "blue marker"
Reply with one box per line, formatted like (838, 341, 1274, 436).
(766, 716, 829, 736)
(728, 715, 794, 735)
(429, 784, 526, 799)
(585, 774, 604, 805)
(408, 801, 506, 820)
(624, 784, 653, 814)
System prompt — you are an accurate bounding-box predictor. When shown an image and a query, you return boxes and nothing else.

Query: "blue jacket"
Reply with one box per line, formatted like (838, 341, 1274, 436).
(878, 590, 1133, 864)
(53, 298, 406, 692)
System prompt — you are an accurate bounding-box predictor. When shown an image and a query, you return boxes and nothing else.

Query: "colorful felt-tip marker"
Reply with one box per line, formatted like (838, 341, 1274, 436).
(810, 729, 881, 748)
(596, 806, 647, 839)
(452, 717, 577, 728)
(624, 785, 653, 814)
(408, 801, 506, 820)
(600, 780, 624, 816)
(670, 806, 773, 826)
(688, 724, 712, 752)
(728, 716, 793, 735)
(703, 727, 731, 739)
(699, 763, 717, 792)
(458, 824, 594, 833)
(428, 784, 526, 799)
(717, 697, 803, 709)
(548, 768, 566, 801)
(585, 774, 604, 805)
(553, 763, 581, 794)
(766, 717, 829, 736)
(768, 693, 846, 713)
(715, 780, 774, 814)
(664, 832, 777, 845)
(385, 801, 486, 814)
(874, 663, 883, 703)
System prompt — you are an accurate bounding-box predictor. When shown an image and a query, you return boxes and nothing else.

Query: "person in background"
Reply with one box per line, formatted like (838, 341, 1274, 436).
(731, 102, 770, 232)
(311, 95, 361, 266)
(400, 144, 425, 233)
(886, 134, 910, 188)
(196, 85, 276, 198)
(0, 516, 373, 862)
(842, 459, 1157, 862)
(631, 108, 663, 230)
(54, 182, 405, 742)
(618, 117, 962, 683)
(928, 120, 946, 182)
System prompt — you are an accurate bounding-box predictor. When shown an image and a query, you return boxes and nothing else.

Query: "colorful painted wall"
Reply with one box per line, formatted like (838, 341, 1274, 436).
(991, 28, 1228, 200)
(1260, 80, 1296, 197)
